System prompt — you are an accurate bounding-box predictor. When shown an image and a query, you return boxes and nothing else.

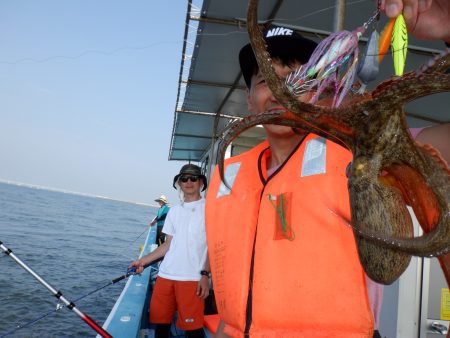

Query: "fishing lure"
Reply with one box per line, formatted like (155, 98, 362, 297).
(391, 14, 408, 76)
(357, 29, 380, 93)
(285, 10, 380, 107)
(378, 18, 395, 63)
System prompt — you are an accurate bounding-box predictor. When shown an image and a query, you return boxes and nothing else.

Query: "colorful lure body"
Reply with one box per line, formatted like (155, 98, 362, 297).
(285, 10, 380, 107)
(285, 27, 364, 107)
(391, 14, 408, 76)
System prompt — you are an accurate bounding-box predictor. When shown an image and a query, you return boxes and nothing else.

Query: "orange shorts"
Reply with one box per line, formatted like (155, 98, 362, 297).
(149, 276, 205, 330)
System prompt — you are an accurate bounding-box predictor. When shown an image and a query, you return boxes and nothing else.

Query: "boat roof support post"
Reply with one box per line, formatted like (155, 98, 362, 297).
(333, 0, 346, 32)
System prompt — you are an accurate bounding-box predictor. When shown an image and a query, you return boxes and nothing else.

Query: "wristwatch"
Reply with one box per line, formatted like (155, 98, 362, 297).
(200, 270, 211, 278)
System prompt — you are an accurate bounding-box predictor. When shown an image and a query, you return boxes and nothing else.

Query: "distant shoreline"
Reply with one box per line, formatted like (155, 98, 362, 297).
(0, 179, 156, 208)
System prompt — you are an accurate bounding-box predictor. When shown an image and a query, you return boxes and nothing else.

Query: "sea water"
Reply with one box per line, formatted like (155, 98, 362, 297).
(0, 182, 157, 337)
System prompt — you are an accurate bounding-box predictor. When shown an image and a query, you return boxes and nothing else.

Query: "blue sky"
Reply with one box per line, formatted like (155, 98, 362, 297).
(0, 1, 199, 205)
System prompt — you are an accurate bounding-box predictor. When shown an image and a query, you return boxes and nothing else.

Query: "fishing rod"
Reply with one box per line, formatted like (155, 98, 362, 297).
(0, 263, 159, 337)
(0, 240, 113, 338)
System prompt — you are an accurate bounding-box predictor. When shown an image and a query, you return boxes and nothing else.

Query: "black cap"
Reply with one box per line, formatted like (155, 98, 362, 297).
(239, 25, 318, 88)
(173, 164, 207, 191)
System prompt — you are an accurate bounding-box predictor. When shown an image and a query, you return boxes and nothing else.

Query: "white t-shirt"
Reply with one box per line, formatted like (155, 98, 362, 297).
(158, 198, 207, 281)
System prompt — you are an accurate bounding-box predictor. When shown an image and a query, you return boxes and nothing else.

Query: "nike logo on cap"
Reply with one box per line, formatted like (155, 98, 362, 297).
(266, 27, 294, 37)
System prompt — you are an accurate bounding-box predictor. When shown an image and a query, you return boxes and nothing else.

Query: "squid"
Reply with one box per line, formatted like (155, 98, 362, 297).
(218, 0, 450, 286)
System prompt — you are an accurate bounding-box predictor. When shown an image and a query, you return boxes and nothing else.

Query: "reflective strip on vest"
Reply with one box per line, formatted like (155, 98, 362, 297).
(301, 137, 327, 177)
(217, 162, 241, 197)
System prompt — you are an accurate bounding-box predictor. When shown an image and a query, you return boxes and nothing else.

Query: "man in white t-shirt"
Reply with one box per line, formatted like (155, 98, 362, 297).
(130, 164, 210, 338)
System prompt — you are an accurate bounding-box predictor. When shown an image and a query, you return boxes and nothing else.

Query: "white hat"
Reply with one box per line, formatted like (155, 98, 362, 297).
(154, 195, 168, 204)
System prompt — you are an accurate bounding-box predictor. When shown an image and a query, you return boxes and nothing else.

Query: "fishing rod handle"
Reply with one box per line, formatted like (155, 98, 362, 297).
(126, 262, 153, 275)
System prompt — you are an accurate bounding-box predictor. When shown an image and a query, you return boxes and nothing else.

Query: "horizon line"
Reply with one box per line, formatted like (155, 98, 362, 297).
(0, 178, 158, 208)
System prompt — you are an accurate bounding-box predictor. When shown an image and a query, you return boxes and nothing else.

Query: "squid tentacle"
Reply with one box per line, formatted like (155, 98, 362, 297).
(230, 0, 450, 284)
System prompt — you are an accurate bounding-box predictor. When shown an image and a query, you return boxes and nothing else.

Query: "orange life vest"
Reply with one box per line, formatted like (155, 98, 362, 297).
(205, 134, 374, 337)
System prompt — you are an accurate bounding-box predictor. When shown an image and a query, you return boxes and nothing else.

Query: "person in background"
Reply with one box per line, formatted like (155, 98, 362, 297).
(130, 164, 210, 338)
(205, 1, 449, 337)
(151, 195, 170, 245)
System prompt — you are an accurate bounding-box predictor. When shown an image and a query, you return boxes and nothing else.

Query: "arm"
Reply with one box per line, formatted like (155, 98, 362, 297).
(197, 252, 211, 299)
(150, 216, 157, 226)
(128, 235, 172, 273)
(380, 0, 450, 43)
(415, 123, 450, 164)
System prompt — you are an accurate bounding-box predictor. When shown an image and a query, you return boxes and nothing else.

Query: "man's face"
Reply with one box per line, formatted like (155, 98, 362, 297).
(178, 175, 201, 195)
(246, 60, 304, 138)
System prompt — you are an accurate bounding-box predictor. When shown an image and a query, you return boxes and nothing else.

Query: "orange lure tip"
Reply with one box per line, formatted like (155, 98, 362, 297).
(378, 18, 396, 63)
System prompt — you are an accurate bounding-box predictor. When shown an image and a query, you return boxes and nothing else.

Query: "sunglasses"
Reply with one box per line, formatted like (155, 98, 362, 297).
(179, 175, 199, 183)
